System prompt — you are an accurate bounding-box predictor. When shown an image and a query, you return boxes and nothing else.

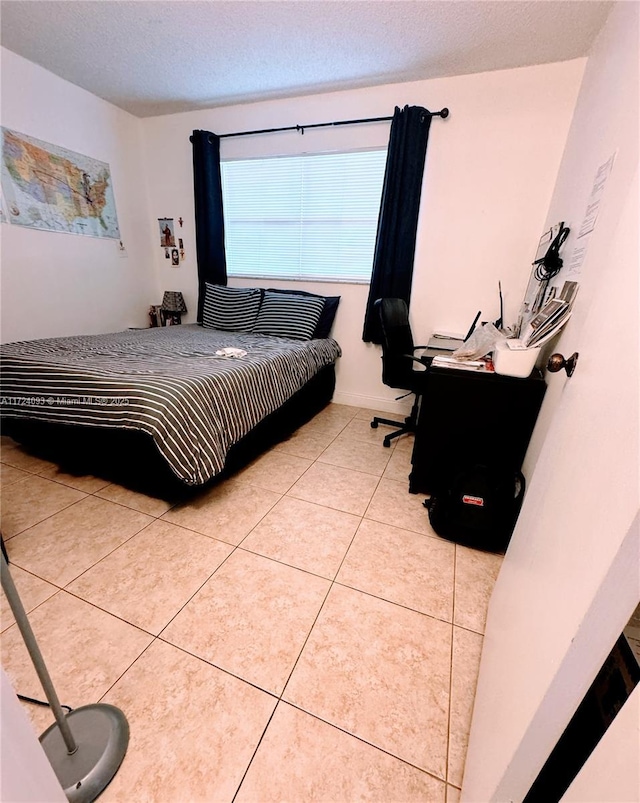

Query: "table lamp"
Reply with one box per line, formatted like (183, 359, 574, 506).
(161, 291, 187, 325)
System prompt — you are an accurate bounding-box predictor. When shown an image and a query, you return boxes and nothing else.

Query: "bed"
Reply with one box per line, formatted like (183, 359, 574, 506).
(0, 323, 341, 492)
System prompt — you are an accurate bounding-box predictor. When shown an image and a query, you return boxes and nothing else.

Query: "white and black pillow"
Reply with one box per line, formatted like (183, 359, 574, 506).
(251, 291, 325, 340)
(202, 284, 263, 331)
(267, 288, 340, 338)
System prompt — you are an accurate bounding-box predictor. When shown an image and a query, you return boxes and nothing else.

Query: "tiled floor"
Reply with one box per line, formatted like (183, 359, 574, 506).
(0, 404, 503, 802)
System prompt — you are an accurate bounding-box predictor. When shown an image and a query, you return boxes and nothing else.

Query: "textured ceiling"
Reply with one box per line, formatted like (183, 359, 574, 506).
(0, 1, 612, 118)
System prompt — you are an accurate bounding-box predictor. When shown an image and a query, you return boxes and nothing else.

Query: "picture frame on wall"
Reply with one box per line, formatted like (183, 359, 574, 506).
(158, 218, 175, 247)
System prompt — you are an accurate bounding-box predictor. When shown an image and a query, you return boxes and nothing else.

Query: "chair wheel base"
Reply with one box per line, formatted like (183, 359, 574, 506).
(371, 413, 417, 448)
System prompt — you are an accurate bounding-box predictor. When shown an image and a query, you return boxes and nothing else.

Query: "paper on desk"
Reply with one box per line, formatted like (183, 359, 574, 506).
(431, 355, 489, 371)
(452, 322, 505, 360)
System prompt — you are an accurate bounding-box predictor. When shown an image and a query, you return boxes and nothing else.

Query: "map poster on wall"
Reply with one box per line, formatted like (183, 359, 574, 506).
(0, 127, 120, 239)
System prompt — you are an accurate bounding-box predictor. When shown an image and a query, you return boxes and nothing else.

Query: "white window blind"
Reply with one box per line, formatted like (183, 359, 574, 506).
(221, 149, 387, 283)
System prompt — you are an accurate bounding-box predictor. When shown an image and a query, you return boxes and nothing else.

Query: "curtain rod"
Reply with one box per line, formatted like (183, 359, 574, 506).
(192, 108, 449, 142)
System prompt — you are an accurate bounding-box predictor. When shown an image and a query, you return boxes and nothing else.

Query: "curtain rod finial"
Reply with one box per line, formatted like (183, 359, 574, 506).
(440, 108, 449, 119)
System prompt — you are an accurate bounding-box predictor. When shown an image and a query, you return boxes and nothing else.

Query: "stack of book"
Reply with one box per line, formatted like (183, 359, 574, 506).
(520, 299, 572, 348)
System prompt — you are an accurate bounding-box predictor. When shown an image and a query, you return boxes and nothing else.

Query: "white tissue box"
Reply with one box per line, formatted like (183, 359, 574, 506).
(493, 339, 541, 378)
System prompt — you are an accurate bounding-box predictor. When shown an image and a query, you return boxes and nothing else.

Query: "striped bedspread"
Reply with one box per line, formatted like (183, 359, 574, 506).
(0, 325, 341, 485)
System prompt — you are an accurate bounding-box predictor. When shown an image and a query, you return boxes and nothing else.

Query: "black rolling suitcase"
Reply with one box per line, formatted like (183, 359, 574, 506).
(424, 464, 525, 553)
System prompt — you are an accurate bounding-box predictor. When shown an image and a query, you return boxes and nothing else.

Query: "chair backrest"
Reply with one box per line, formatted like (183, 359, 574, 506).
(376, 298, 417, 390)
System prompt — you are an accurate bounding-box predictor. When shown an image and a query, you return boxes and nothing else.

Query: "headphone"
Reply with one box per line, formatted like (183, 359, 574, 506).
(533, 224, 570, 281)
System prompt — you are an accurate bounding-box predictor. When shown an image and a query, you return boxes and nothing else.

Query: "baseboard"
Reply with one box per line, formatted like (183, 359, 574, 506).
(332, 390, 413, 416)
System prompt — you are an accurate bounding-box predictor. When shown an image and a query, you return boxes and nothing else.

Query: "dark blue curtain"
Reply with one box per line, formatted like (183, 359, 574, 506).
(192, 130, 227, 322)
(362, 106, 432, 343)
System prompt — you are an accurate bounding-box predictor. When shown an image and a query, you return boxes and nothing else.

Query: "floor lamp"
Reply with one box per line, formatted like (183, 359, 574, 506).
(1, 553, 129, 802)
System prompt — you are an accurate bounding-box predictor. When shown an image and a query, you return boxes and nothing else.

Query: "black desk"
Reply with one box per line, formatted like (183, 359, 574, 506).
(409, 352, 546, 494)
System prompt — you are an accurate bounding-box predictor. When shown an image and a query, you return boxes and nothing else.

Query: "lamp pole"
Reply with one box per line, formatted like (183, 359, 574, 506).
(1, 552, 130, 802)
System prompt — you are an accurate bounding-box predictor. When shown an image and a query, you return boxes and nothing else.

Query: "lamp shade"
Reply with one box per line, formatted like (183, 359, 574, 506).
(161, 291, 187, 314)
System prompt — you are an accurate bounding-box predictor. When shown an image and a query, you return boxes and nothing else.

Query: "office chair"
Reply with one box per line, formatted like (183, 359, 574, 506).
(370, 298, 429, 447)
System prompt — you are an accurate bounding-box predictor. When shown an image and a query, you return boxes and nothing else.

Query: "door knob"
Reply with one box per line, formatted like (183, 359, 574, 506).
(547, 352, 579, 377)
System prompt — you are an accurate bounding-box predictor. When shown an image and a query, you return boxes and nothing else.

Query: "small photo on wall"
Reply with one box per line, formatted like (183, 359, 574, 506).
(171, 248, 180, 266)
(158, 218, 175, 247)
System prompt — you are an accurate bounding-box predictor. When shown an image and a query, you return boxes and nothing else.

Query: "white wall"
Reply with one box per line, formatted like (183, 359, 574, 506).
(464, 170, 638, 803)
(0, 51, 583, 407)
(140, 60, 584, 411)
(463, 4, 639, 799)
(524, 0, 639, 475)
(0, 48, 157, 343)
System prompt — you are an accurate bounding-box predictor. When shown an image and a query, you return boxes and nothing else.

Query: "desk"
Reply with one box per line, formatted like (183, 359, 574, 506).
(409, 354, 546, 495)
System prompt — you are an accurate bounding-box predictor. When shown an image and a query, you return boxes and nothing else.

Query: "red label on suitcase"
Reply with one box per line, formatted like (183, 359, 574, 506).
(462, 494, 485, 507)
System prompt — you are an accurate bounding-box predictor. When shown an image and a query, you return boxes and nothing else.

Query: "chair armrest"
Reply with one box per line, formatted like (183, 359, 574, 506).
(404, 353, 429, 367)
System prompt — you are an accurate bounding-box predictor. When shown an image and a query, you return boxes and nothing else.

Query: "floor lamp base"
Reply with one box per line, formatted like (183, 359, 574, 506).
(40, 703, 129, 803)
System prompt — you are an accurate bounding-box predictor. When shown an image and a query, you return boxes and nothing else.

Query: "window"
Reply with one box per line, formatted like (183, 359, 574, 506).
(221, 149, 387, 283)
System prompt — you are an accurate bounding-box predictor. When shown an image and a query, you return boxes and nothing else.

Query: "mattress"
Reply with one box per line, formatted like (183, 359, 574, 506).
(0, 325, 341, 485)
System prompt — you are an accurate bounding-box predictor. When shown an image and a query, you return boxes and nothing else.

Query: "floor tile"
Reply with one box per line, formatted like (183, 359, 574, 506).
(303, 404, 358, 435)
(7, 496, 153, 587)
(0, 402, 489, 794)
(341, 417, 402, 447)
(447, 785, 462, 803)
(0, 462, 29, 488)
(95, 483, 175, 517)
(393, 432, 416, 454)
(1, 564, 58, 632)
(0, 442, 55, 474)
(162, 479, 280, 544)
(287, 462, 379, 516)
(233, 450, 313, 493)
(162, 550, 330, 695)
(454, 546, 503, 634)
(337, 518, 455, 622)
(272, 424, 337, 460)
(284, 584, 452, 779)
(36, 464, 111, 493)
(241, 496, 359, 579)
(317, 436, 392, 477)
(1, 591, 152, 734)
(67, 520, 233, 634)
(0, 475, 86, 538)
(365, 478, 431, 535)
(383, 446, 414, 482)
(355, 407, 402, 421)
(236, 701, 446, 802)
(315, 403, 360, 424)
(301, 417, 353, 440)
(448, 626, 484, 788)
(101, 639, 276, 803)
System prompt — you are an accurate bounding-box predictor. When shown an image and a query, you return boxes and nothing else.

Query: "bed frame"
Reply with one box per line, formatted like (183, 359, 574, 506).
(3, 363, 336, 499)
